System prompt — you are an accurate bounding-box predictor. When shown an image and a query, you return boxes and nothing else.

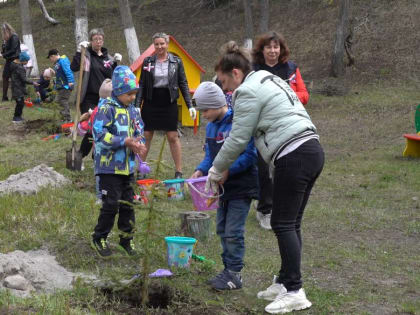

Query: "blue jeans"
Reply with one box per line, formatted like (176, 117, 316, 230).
(216, 198, 251, 272)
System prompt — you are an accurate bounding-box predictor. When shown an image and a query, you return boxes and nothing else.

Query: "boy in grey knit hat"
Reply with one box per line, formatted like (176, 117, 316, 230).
(190, 81, 259, 291)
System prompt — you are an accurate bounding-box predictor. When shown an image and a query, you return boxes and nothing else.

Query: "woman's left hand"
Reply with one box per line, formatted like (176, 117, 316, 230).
(189, 108, 197, 120)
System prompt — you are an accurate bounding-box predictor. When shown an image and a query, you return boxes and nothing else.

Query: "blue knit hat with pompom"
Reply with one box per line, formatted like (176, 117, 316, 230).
(19, 51, 30, 62)
(112, 65, 138, 96)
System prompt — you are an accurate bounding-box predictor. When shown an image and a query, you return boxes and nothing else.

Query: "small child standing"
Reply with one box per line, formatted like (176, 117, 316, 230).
(190, 82, 259, 290)
(47, 49, 74, 122)
(9, 51, 37, 122)
(91, 66, 146, 258)
(35, 68, 55, 103)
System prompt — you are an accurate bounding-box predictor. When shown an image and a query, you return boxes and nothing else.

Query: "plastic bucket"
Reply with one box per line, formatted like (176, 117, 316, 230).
(186, 176, 220, 211)
(164, 236, 197, 268)
(136, 179, 160, 197)
(163, 179, 185, 200)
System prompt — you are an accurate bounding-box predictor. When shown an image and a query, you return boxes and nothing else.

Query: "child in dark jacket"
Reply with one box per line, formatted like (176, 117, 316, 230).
(91, 66, 146, 258)
(10, 51, 37, 122)
(190, 82, 258, 290)
(35, 68, 55, 103)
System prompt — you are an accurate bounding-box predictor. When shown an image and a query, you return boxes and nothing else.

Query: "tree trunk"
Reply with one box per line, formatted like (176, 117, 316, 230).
(179, 211, 211, 242)
(243, 0, 253, 50)
(36, 0, 59, 25)
(19, 0, 39, 77)
(117, 0, 141, 64)
(258, 0, 269, 34)
(331, 0, 350, 77)
(74, 0, 88, 49)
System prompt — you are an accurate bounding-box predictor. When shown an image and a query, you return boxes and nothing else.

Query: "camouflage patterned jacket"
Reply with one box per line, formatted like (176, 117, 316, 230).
(92, 96, 144, 176)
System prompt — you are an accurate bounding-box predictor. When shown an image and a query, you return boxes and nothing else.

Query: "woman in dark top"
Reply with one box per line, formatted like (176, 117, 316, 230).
(1, 23, 21, 102)
(252, 31, 309, 230)
(135, 32, 196, 179)
(70, 28, 120, 160)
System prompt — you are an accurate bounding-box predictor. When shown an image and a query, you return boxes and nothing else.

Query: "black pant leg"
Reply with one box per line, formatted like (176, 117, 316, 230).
(271, 139, 324, 291)
(14, 97, 25, 118)
(257, 152, 273, 214)
(79, 132, 93, 158)
(93, 174, 123, 240)
(2, 61, 11, 100)
(117, 174, 135, 239)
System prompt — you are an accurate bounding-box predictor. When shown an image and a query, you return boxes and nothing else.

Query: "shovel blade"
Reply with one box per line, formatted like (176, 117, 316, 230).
(66, 148, 83, 171)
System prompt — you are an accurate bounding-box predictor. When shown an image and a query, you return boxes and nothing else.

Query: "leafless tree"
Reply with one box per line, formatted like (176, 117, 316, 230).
(117, 0, 141, 64)
(74, 0, 88, 48)
(36, 0, 59, 25)
(19, 0, 39, 77)
(258, 0, 269, 34)
(243, 0, 253, 49)
(331, 0, 350, 77)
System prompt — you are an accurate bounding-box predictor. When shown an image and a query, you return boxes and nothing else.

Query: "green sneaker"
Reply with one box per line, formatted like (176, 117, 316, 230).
(119, 238, 137, 256)
(91, 238, 112, 257)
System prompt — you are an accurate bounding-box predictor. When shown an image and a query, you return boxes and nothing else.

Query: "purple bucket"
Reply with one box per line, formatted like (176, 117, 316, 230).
(186, 176, 220, 211)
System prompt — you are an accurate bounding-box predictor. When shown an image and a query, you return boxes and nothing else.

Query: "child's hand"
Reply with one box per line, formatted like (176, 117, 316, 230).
(190, 170, 203, 179)
(79, 112, 90, 122)
(125, 137, 146, 156)
(33, 82, 39, 86)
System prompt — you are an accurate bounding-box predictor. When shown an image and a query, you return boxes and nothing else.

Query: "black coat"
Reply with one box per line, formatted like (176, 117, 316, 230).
(1, 34, 21, 62)
(135, 53, 192, 108)
(10, 62, 33, 100)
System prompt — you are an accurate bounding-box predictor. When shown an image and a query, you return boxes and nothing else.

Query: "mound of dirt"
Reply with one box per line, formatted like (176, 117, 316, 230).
(0, 164, 70, 195)
(0, 249, 76, 298)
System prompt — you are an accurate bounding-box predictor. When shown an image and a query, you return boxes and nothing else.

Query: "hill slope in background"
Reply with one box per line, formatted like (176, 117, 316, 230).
(0, 0, 419, 87)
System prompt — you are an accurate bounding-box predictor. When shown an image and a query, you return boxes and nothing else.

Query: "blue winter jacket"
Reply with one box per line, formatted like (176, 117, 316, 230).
(53, 55, 75, 90)
(196, 108, 258, 200)
(93, 95, 144, 176)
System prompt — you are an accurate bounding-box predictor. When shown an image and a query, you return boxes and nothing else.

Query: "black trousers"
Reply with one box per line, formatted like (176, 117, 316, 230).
(271, 139, 324, 291)
(79, 96, 99, 157)
(80, 132, 93, 158)
(14, 97, 24, 118)
(2, 61, 11, 100)
(93, 174, 135, 240)
(257, 152, 273, 214)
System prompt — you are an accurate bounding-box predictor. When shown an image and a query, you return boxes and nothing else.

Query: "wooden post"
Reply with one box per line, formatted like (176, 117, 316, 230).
(179, 211, 211, 242)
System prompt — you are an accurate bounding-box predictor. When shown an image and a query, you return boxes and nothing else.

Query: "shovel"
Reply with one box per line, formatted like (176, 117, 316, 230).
(66, 46, 86, 171)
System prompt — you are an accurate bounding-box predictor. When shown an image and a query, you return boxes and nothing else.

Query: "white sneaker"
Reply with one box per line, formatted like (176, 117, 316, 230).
(258, 213, 272, 230)
(257, 275, 287, 301)
(265, 288, 312, 314)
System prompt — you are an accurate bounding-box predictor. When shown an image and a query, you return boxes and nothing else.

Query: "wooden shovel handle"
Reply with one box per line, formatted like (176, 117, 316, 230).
(72, 46, 86, 143)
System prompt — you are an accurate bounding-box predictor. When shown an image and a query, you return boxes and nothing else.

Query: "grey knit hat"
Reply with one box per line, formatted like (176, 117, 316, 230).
(192, 81, 226, 110)
(99, 78, 112, 99)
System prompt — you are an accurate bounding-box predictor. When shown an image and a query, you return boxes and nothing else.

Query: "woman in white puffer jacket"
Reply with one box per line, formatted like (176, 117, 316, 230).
(206, 41, 324, 315)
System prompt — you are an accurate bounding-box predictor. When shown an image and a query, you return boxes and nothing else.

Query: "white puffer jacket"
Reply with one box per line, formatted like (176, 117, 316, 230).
(213, 70, 317, 172)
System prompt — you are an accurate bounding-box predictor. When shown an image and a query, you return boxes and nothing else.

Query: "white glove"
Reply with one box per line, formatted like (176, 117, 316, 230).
(205, 166, 223, 193)
(77, 41, 90, 52)
(113, 53, 122, 62)
(189, 107, 197, 120)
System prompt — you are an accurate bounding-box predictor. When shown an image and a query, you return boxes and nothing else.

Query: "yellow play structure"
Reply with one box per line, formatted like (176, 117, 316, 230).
(130, 35, 205, 127)
(402, 104, 420, 158)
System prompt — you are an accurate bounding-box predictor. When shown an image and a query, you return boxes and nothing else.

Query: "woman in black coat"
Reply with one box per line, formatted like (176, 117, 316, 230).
(1, 22, 21, 102)
(135, 32, 196, 179)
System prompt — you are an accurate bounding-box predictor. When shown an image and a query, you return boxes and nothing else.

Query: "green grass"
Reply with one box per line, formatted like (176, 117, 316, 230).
(1, 83, 419, 314)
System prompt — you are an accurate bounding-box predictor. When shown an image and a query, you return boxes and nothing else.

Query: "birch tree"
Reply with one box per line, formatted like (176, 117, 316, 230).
(243, 0, 253, 50)
(331, 0, 350, 77)
(19, 0, 39, 77)
(258, 0, 269, 34)
(36, 0, 59, 25)
(117, 0, 141, 64)
(74, 0, 88, 48)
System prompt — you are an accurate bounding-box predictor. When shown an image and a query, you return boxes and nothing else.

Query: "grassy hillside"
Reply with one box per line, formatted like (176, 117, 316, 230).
(0, 1, 419, 314)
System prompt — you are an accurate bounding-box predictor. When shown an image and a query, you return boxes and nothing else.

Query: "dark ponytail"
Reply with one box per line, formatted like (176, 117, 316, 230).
(214, 41, 252, 76)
